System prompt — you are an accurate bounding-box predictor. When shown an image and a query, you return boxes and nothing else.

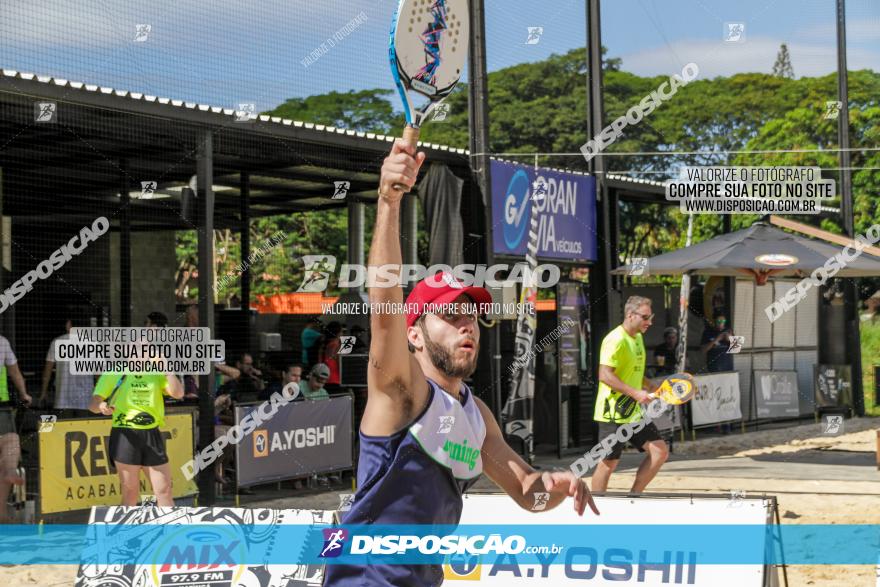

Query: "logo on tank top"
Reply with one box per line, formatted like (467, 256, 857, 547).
(442, 438, 480, 471)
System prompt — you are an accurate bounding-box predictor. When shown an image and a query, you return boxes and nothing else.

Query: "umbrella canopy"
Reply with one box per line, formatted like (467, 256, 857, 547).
(612, 222, 880, 279)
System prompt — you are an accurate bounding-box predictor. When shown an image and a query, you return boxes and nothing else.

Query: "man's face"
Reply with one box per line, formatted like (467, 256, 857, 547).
(309, 372, 327, 390)
(629, 304, 653, 334)
(665, 332, 677, 347)
(412, 293, 480, 379)
(284, 366, 302, 384)
(240, 354, 254, 373)
(715, 317, 728, 330)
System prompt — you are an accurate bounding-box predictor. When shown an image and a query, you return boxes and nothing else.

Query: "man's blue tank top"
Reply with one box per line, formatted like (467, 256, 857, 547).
(323, 378, 486, 586)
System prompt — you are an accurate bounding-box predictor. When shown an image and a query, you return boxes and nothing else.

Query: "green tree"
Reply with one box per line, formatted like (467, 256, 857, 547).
(265, 89, 402, 134)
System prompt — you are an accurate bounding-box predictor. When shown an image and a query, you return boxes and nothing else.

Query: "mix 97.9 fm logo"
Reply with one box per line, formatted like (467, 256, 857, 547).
(443, 553, 482, 580)
(149, 527, 248, 586)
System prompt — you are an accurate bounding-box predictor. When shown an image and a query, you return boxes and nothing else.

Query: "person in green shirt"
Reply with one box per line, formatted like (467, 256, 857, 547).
(591, 296, 667, 495)
(299, 363, 331, 400)
(89, 370, 183, 507)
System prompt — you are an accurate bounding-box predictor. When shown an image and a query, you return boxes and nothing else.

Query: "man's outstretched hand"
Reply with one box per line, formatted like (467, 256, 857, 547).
(379, 139, 426, 201)
(543, 470, 601, 516)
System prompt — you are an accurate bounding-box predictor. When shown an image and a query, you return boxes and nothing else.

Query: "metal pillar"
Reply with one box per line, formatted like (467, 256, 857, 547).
(836, 0, 863, 415)
(120, 161, 132, 327)
(586, 0, 614, 432)
(468, 0, 502, 419)
(401, 196, 418, 266)
(196, 131, 216, 504)
(348, 201, 365, 286)
(240, 172, 251, 345)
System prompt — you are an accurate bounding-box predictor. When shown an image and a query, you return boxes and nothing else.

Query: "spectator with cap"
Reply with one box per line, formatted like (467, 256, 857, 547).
(299, 364, 331, 400)
(653, 327, 678, 377)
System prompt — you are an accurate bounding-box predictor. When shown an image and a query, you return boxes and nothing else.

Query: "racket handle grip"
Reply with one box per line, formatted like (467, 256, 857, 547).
(401, 124, 420, 148)
(392, 126, 421, 192)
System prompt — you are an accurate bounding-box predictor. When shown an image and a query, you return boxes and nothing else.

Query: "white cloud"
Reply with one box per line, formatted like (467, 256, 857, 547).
(620, 37, 879, 79)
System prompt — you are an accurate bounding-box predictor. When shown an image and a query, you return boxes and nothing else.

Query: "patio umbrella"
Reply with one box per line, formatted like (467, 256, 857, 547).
(612, 221, 880, 283)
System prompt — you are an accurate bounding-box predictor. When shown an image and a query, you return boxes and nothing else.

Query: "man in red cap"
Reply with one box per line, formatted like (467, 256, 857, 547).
(324, 141, 599, 587)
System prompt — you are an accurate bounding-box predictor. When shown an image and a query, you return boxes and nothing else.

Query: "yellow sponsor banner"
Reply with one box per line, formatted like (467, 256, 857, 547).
(39, 413, 198, 514)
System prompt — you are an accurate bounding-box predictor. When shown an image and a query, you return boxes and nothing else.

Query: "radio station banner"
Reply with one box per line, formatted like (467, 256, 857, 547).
(491, 160, 597, 262)
(754, 370, 801, 419)
(814, 364, 853, 408)
(446, 493, 771, 586)
(691, 372, 742, 426)
(235, 395, 352, 487)
(39, 414, 198, 514)
(75, 506, 333, 587)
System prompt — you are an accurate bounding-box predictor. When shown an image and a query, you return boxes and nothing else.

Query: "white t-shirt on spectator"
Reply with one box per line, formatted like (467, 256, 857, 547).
(46, 333, 95, 410)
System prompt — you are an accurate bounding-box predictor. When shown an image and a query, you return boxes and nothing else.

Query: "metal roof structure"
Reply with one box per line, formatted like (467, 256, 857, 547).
(0, 69, 471, 230)
(0, 69, 677, 231)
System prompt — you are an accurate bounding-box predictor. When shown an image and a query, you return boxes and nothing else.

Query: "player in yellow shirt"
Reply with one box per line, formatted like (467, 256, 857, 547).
(591, 296, 668, 494)
(89, 369, 183, 506)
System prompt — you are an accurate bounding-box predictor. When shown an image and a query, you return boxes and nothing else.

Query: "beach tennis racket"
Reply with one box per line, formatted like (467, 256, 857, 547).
(103, 374, 128, 409)
(389, 0, 469, 189)
(649, 372, 696, 405)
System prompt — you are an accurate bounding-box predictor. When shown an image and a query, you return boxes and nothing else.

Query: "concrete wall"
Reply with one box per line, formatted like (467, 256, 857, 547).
(110, 230, 177, 327)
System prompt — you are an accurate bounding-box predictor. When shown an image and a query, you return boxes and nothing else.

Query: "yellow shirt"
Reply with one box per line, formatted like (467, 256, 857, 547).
(593, 325, 646, 423)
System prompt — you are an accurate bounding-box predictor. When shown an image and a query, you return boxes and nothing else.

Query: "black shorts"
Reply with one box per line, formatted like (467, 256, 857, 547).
(109, 427, 168, 467)
(596, 421, 663, 461)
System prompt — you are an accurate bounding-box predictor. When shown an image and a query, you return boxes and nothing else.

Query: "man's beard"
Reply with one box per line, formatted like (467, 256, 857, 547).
(422, 330, 478, 378)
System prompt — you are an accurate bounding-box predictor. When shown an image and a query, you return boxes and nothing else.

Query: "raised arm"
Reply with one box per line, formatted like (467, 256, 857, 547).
(476, 398, 599, 516)
(363, 140, 427, 434)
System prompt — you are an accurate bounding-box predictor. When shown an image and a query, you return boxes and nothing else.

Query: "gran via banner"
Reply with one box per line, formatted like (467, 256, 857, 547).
(490, 160, 597, 262)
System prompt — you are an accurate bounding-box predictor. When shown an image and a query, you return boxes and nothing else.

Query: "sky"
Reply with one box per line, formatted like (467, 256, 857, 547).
(1, 0, 877, 112)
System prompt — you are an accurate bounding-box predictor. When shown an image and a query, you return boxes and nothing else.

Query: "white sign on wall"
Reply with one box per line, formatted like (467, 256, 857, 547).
(446, 493, 774, 586)
(691, 372, 743, 426)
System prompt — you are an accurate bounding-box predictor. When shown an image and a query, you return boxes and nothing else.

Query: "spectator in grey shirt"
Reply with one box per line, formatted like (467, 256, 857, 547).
(40, 317, 95, 418)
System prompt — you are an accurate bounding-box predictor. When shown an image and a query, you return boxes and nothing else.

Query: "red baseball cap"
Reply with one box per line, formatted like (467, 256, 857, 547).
(405, 272, 493, 327)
